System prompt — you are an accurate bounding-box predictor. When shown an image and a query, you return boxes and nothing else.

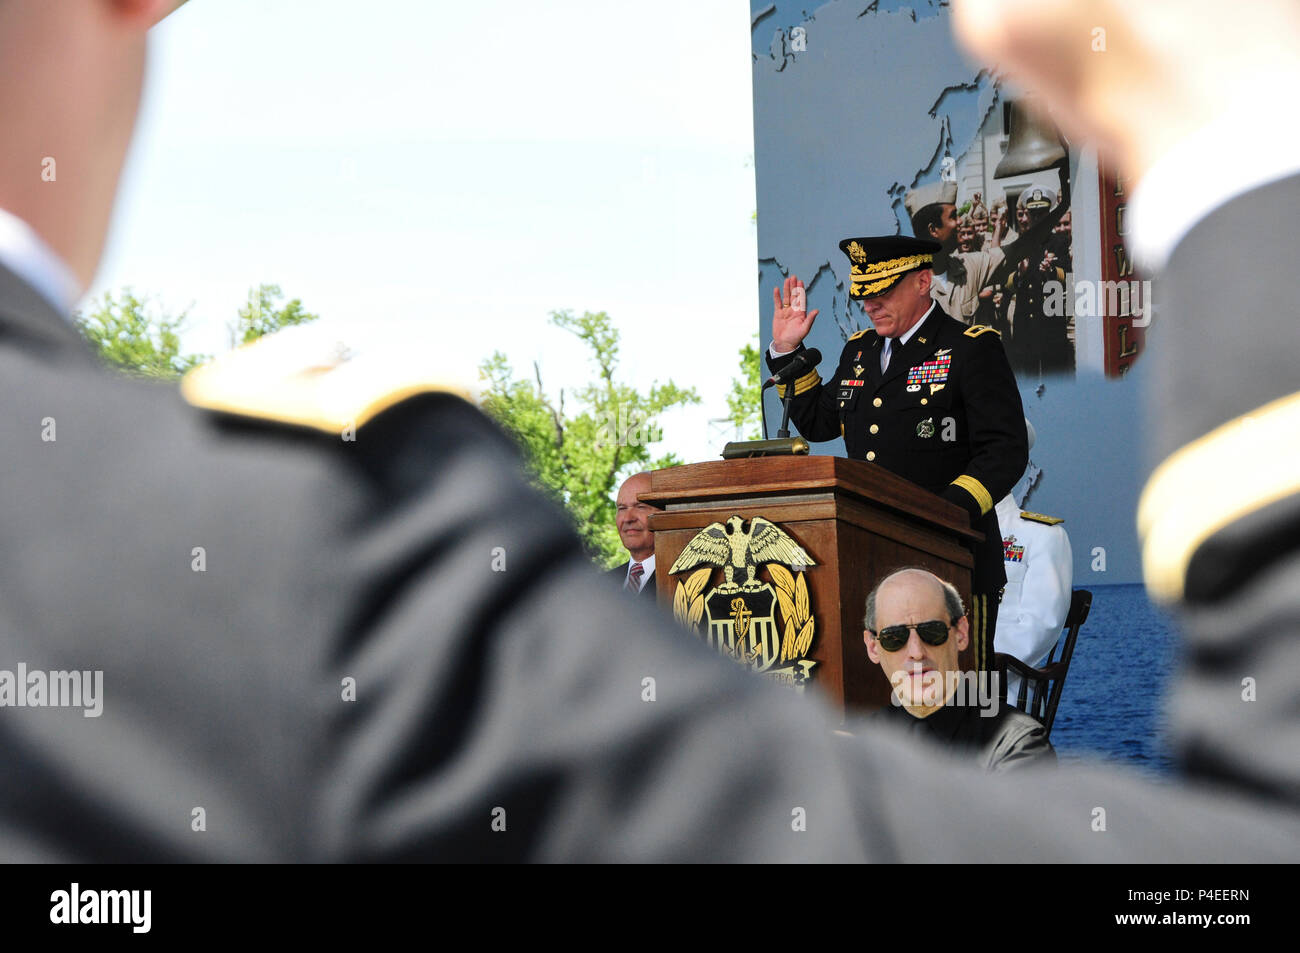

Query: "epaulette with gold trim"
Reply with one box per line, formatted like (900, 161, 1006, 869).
(180, 326, 478, 435)
(963, 325, 1000, 338)
(847, 327, 875, 342)
(1020, 511, 1064, 525)
(1138, 390, 1300, 602)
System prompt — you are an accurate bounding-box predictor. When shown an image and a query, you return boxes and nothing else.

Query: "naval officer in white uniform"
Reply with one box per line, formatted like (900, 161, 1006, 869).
(995, 421, 1073, 703)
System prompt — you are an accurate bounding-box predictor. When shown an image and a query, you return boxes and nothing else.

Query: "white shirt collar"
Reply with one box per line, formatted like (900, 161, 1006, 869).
(0, 207, 82, 316)
(887, 301, 934, 347)
(1128, 109, 1300, 271)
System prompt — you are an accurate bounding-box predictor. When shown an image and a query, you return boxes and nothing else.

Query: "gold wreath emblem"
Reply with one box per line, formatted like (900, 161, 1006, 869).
(670, 516, 816, 669)
(672, 566, 712, 629)
(767, 563, 815, 663)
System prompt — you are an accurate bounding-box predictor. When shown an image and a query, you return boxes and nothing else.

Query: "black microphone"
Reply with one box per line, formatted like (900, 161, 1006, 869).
(763, 348, 822, 388)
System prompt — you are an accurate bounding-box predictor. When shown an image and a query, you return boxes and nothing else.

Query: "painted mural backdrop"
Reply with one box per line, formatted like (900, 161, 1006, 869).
(752, 0, 1155, 583)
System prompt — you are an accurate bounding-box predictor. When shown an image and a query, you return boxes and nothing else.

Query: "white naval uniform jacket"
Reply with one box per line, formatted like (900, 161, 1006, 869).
(995, 494, 1073, 701)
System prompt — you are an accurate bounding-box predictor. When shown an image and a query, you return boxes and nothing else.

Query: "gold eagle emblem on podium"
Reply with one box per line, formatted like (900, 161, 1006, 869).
(670, 516, 818, 687)
(670, 516, 813, 591)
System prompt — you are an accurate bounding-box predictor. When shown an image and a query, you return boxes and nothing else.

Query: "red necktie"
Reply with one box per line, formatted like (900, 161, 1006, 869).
(626, 562, 644, 593)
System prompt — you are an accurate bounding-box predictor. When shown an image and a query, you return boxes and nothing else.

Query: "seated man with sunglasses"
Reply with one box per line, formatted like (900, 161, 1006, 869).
(864, 568, 1054, 772)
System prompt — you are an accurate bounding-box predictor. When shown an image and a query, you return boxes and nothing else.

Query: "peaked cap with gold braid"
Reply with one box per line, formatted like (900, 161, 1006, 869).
(838, 235, 941, 300)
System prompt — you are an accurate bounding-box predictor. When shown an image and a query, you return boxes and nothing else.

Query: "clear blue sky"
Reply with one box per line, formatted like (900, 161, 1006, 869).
(93, 0, 760, 462)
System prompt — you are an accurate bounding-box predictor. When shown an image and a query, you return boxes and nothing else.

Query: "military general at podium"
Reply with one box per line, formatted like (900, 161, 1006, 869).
(765, 236, 1028, 671)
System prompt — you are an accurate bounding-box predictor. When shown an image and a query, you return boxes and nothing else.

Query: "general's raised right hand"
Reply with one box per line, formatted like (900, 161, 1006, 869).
(771, 274, 819, 352)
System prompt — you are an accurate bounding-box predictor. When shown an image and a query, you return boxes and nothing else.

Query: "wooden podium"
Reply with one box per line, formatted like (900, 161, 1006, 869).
(642, 456, 982, 720)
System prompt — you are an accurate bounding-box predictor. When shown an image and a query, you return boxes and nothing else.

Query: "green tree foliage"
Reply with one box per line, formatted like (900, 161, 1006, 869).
(76, 283, 319, 380)
(231, 283, 319, 346)
(726, 333, 763, 440)
(479, 310, 699, 566)
(73, 289, 208, 380)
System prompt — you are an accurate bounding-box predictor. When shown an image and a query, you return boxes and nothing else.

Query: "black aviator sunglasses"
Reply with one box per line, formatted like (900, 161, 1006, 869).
(871, 618, 960, 653)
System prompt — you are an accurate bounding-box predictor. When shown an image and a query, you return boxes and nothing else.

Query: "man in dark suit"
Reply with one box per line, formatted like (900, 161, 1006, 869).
(606, 471, 660, 597)
(766, 237, 1028, 671)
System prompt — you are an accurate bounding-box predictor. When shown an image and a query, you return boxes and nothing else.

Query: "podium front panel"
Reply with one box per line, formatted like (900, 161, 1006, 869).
(644, 460, 978, 720)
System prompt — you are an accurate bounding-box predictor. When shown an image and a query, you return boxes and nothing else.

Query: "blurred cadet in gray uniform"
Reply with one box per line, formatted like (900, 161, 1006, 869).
(1, 0, 1298, 863)
(865, 569, 1054, 772)
(0, 0, 885, 863)
(995, 421, 1072, 702)
(953, 0, 1300, 810)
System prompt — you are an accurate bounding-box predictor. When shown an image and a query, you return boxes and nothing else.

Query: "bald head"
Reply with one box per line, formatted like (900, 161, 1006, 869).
(864, 568, 961, 633)
(0, 0, 180, 291)
(618, 471, 652, 500)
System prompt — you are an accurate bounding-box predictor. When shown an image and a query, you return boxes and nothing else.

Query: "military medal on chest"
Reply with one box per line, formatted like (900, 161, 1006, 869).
(906, 352, 952, 392)
(1003, 535, 1025, 562)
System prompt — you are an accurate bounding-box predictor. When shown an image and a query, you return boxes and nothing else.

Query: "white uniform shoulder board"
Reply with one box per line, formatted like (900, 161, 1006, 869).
(181, 325, 478, 435)
(1020, 511, 1065, 525)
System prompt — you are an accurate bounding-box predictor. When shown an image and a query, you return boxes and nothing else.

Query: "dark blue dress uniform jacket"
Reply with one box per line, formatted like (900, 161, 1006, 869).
(766, 304, 1028, 593)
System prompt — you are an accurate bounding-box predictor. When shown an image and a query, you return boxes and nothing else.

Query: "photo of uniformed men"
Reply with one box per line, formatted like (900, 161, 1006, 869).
(904, 96, 1077, 379)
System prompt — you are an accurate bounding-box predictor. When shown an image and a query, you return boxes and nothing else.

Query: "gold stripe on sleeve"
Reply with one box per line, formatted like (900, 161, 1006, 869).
(775, 368, 821, 399)
(951, 474, 994, 515)
(1138, 390, 1300, 602)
